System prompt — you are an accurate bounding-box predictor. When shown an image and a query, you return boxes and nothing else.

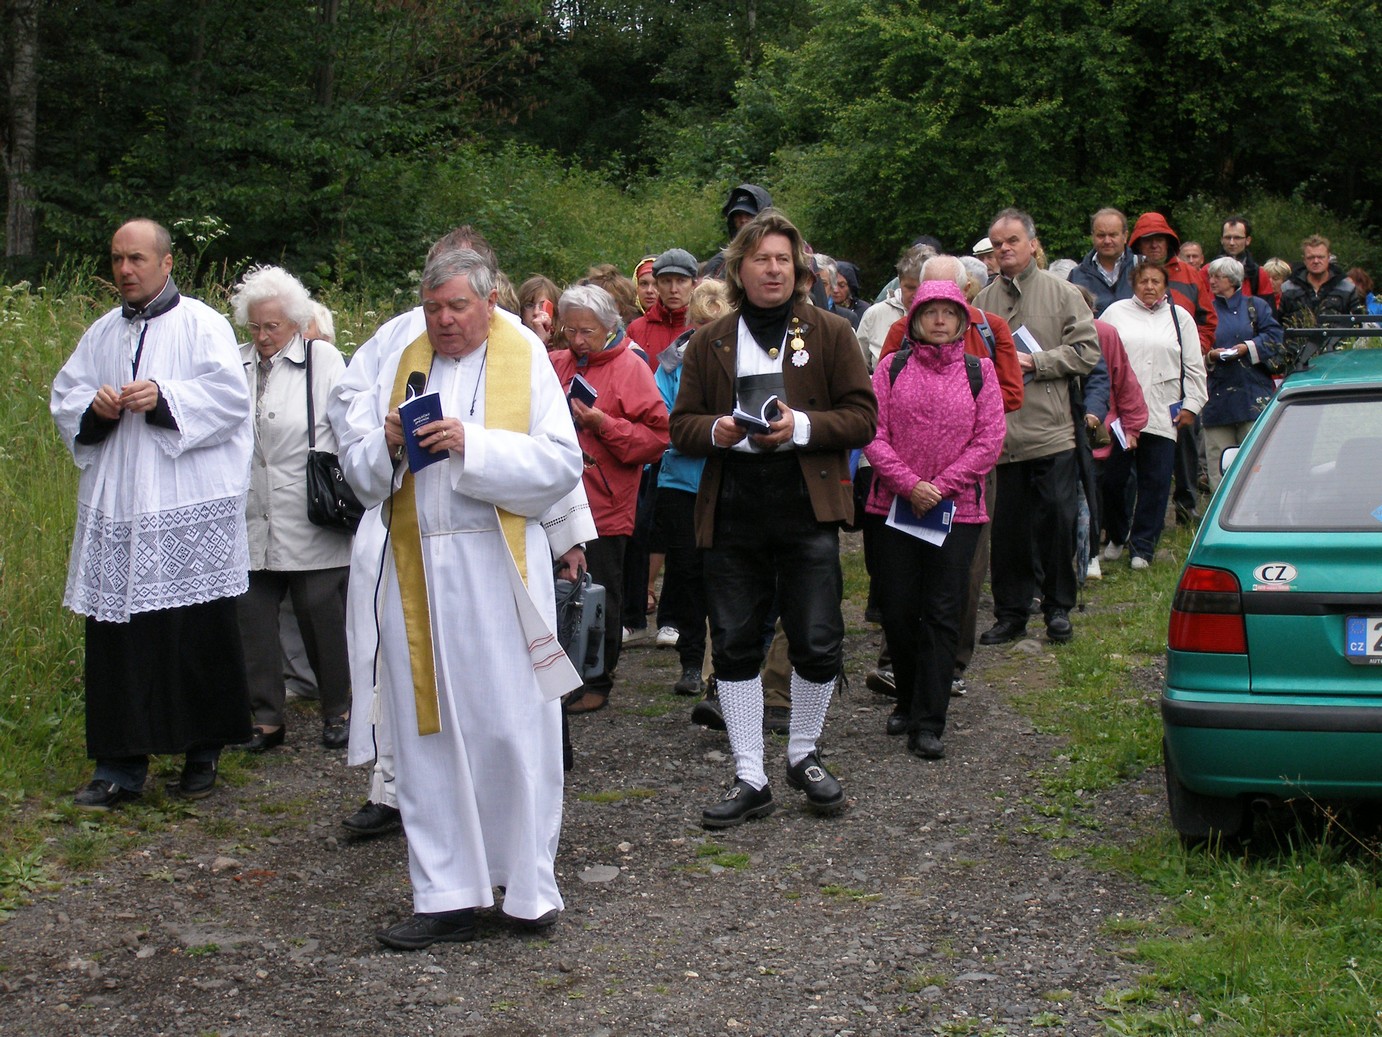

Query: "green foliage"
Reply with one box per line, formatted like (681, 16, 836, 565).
(1175, 191, 1382, 273)
(708, 0, 1382, 287)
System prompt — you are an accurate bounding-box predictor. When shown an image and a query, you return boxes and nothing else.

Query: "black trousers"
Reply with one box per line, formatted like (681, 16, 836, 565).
(703, 454, 843, 684)
(582, 535, 627, 698)
(990, 450, 1079, 625)
(877, 521, 981, 735)
(651, 487, 706, 669)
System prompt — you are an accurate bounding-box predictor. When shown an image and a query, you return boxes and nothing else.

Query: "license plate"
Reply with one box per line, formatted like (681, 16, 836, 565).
(1345, 616, 1382, 664)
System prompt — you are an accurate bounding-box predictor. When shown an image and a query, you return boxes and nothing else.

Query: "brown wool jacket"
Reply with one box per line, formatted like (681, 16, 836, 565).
(669, 301, 878, 547)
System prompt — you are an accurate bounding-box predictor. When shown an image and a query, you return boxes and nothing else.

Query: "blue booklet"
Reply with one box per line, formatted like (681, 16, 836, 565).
(398, 391, 447, 473)
(569, 374, 599, 409)
(885, 496, 955, 546)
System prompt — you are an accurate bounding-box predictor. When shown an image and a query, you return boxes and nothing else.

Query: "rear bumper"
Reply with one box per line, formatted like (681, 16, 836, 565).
(1161, 692, 1382, 798)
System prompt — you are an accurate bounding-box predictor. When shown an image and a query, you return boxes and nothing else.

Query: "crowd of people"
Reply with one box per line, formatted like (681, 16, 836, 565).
(49, 193, 1372, 948)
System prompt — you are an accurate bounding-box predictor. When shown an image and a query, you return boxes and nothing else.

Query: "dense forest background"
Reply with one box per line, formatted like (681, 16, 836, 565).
(3, 0, 1380, 295)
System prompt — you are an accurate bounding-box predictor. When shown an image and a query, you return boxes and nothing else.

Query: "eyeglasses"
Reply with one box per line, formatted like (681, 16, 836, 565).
(1221, 234, 1247, 242)
(563, 326, 603, 339)
(246, 321, 287, 335)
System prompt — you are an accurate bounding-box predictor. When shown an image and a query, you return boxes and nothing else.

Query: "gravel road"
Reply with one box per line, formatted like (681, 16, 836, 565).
(0, 537, 1169, 1036)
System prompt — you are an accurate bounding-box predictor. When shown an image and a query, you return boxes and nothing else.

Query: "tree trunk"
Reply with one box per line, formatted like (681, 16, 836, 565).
(4, 0, 39, 259)
(315, 0, 341, 108)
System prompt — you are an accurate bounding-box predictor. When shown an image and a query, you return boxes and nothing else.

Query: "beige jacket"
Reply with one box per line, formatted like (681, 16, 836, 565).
(241, 336, 353, 571)
(975, 261, 1100, 463)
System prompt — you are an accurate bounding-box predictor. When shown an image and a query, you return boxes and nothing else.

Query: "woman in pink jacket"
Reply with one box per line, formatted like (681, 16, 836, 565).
(864, 280, 1005, 760)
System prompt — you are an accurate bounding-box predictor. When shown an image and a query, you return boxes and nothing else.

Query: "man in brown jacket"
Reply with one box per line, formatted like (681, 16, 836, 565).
(670, 209, 876, 828)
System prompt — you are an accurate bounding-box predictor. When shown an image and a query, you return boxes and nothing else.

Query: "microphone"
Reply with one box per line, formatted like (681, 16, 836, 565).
(405, 371, 425, 400)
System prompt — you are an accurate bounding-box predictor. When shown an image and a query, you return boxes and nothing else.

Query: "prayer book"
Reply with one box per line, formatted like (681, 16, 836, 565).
(569, 374, 599, 409)
(399, 391, 447, 472)
(886, 496, 955, 546)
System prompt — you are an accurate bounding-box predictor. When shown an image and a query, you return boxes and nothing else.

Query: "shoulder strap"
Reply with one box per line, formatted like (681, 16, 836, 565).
(1245, 297, 1260, 335)
(964, 353, 983, 398)
(887, 346, 911, 386)
(303, 338, 317, 449)
(974, 314, 996, 361)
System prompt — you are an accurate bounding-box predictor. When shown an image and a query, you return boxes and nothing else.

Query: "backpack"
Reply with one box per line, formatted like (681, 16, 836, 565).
(888, 346, 983, 398)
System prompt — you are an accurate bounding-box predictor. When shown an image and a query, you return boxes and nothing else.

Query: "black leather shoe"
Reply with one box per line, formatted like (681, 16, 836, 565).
(763, 705, 790, 735)
(74, 779, 142, 810)
(1046, 610, 1074, 644)
(673, 665, 702, 696)
(511, 908, 560, 933)
(785, 752, 845, 814)
(238, 726, 285, 752)
(376, 909, 476, 950)
(885, 708, 909, 736)
(980, 620, 1027, 645)
(865, 667, 896, 695)
(908, 730, 945, 759)
(342, 801, 403, 837)
(322, 716, 349, 749)
(167, 760, 217, 800)
(691, 679, 725, 730)
(701, 780, 775, 828)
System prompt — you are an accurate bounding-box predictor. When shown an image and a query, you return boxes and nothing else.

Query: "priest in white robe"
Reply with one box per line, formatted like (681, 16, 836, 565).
(339, 247, 585, 949)
(50, 219, 253, 808)
(328, 234, 592, 837)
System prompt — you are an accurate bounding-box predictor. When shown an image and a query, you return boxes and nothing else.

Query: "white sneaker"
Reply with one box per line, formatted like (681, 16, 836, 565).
(1102, 542, 1124, 561)
(1085, 556, 1103, 580)
(655, 625, 679, 647)
(1130, 555, 1150, 571)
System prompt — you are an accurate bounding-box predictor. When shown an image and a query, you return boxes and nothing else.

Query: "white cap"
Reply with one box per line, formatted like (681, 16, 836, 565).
(972, 236, 994, 256)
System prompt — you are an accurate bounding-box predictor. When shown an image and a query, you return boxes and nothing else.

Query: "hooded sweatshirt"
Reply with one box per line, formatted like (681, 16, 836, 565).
(864, 280, 1005, 524)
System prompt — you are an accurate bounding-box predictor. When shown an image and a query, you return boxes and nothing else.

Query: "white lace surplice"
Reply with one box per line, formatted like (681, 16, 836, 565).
(50, 299, 253, 623)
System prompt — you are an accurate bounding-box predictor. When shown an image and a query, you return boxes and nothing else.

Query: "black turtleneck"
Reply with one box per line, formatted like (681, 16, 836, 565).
(740, 298, 793, 356)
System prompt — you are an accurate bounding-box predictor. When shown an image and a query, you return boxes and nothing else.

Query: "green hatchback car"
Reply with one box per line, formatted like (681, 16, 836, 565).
(1163, 346, 1382, 841)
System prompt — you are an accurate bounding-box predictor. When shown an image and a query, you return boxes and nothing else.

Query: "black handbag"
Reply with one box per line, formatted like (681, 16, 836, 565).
(303, 339, 364, 533)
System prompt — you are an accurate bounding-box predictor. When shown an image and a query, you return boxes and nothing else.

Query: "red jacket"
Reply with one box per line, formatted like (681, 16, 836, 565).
(550, 338, 669, 536)
(1129, 212, 1217, 352)
(878, 305, 1025, 413)
(1089, 319, 1149, 462)
(626, 301, 690, 364)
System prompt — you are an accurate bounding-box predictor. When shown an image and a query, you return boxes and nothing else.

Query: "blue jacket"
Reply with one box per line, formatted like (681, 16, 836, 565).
(654, 342, 705, 494)
(1202, 292, 1283, 428)
(1069, 248, 1137, 317)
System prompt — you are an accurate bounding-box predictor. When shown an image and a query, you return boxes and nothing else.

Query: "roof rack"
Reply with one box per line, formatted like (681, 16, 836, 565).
(1283, 313, 1382, 372)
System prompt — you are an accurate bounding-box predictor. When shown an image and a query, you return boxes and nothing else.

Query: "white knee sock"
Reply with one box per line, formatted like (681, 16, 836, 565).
(718, 676, 767, 790)
(787, 671, 835, 766)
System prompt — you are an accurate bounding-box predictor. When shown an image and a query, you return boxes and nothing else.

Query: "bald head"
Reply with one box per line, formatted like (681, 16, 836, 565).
(111, 219, 174, 308)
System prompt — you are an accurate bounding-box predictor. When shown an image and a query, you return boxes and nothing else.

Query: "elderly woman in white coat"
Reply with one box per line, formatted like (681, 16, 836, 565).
(231, 266, 353, 750)
(1099, 262, 1207, 570)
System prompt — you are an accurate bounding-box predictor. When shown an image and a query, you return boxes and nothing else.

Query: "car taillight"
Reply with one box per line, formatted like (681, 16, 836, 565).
(1168, 565, 1247, 653)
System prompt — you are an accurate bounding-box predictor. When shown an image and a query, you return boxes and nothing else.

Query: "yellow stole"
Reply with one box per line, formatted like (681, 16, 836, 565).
(386, 313, 531, 735)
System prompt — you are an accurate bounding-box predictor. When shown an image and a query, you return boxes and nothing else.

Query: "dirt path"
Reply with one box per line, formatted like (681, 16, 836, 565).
(0, 538, 1168, 1036)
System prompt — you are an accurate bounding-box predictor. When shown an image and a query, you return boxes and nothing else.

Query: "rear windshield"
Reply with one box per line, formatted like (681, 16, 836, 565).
(1221, 392, 1382, 531)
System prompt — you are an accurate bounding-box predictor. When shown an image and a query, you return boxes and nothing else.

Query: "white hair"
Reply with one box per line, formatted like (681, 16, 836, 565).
(1205, 256, 1244, 288)
(230, 265, 315, 329)
(558, 284, 622, 332)
(420, 248, 495, 298)
(308, 301, 335, 343)
(922, 254, 967, 291)
(1048, 258, 1078, 281)
(958, 255, 989, 289)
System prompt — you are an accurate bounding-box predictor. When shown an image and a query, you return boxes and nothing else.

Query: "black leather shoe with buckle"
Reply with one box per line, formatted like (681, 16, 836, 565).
(785, 752, 845, 814)
(701, 779, 775, 829)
